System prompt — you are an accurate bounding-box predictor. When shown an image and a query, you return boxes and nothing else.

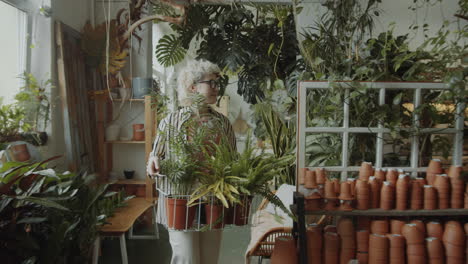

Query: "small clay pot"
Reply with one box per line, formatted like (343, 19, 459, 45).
(270, 236, 298, 264)
(359, 161, 374, 181)
(369, 177, 381, 209)
(324, 198, 339, 211)
(407, 243, 426, 256)
(426, 237, 444, 259)
(410, 180, 424, 210)
(380, 181, 395, 210)
(356, 230, 370, 252)
(339, 200, 354, 211)
(396, 175, 409, 210)
(339, 182, 354, 200)
(132, 123, 145, 141)
(386, 169, 398, 186)
(307, 224, 323, 264)
(332, 178, 341, 195)
(443, 221, 465, 246)
(374, 168, 386, 182)
(356, 252, 368, 264)
(368, 234, 389, 261)
(402, 223, 425, 244)
(305, 170, 318, 189)
(371, 219, 389, 235)
(305, 191, 323, 211)
(434, 174, 450, 209)
(325, 180, 338, 199)
(324, 232, 340, 253)
(10, 143, 30, 162)
(424, 185, 438, 210)
(390, 219, 406, 235)
(324, 225, 337, 233)
(427, 221, 443, 240)
(410, 220, 426, 236)
(348, 178, 357, 196)
(387, 233, 405, 248)
(355, 180, 370, 210)
(338, 218, 355, 236)
(299, 168, 308, 185)
(357, 217, 371, 231)
(315, 168, 327, 184)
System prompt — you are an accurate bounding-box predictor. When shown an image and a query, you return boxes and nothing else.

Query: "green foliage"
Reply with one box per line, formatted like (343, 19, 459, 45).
(15, 72, 52, 132)
(0, 103, 30, 143)
(0, 158, 126, 263)
(155, 34, 187, 67)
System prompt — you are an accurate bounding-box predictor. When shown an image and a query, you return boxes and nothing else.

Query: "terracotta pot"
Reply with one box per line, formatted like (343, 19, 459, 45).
(368, 234, 388, 261)
(380, 181, 395, 210)
(325, 180, 338, 199)
(348, 178, 357, 196)
(271, 236, 298, 264)
(427, 159, 443, 185)
(374, 168, 386, 182)
(324, 199, 338, 211)
(386, 169, 398, 186)
(340, 248, 355, 264)
(332, 178, 341, 195)
(166, 198, 196, 230)
(407, 244, 426, 257)
(447, 165, 462, 179)
(324, 225, 337, 233)
(369, 177, 381, 209)
(357, 217, 371, 231)
(305, 170, 318, 189)
(299, 168, 308, 185)
(448, 167, 464, 209)
(465, 193, 468, 209)
(426, 237, 444, 259)
(356, 252, 368, 264)
(324, 232, 340, 264)
(234, 196, 252, 225)
(387, 233, 405, 248)
(396, 175, 409, 210)
(316, 168, 327, 184)
(402, 223, 425, 244)
(414, 177, 427, 186)
(390, 219, 406, 235)
(338, 200, 354, 211)
(135, 185, 146, 197)
(424, 185, 438, 210)
(434, 174, 450, 209)
(338, 218, 355, 237)
(339, 182, 353, 200)
(410, 180, 424, 210)
(371, 219, 389, 235)
(307, 225, 322, 264)
(443, 221, 465, 246)
(410, 220, 426, 236)
(205, 204, 225, 229)
(427, 221, 443, 240)
(444, 241, 464, 257)
(359, 162, 374, 181)
(388, 234, 405, 264)
(10, 143, 31, 162)
(355, 180, 370, 210)
(132, 123, 145, 141)
(356, 230, 370, 252)
(305, 194, 323, 211)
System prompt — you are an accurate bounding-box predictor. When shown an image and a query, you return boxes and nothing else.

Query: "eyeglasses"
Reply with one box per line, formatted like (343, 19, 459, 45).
(196, 79, 220, 89)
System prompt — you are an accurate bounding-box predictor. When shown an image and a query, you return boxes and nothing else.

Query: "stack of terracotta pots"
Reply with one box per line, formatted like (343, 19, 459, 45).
(402, 223, 426, 263)
(368, 233, 389, 263)
(396, 175, 410, 210)
(424, 185, 438, 210)
(371, 219, 389, 235)
(307, 224, 323, 264)
(369, 177, 381, 208)
(316, 168, 327, 196)
(305, 189, 323, 211)
(387, 234, 405, 264)
(410, 178, 425, 210)
(386, 169, 399, 186)
(356, 180, 370, 210)
(427, 159, 443, 185)
(390, 219, 406, 235)
(324, 180, 339, 210)
(356, 230, 370, 263)
(359, 162, 374, 181)
(380, 181, 395, 210)
(448, 165, 464, 208)
(338, 218, 356, 264)
(324, 232, 340, 264)
(434, 174, 450, 209)
(427, 221, 444, 240)
(443, 221, 465, 264)
(270, 236, 298, 264)
(339, 182, 354, 211)
(426, 237, 445, 263)
(374, 168, 387, 182)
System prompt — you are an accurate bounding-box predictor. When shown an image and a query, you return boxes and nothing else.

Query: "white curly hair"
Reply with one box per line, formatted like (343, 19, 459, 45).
(177, 59, 220, 106)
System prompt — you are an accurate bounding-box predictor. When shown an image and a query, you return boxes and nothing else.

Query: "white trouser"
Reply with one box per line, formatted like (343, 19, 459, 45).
(168, 230, 223, 264)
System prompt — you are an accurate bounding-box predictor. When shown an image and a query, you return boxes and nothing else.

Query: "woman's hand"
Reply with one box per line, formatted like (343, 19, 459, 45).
(146, 155, 160, 176)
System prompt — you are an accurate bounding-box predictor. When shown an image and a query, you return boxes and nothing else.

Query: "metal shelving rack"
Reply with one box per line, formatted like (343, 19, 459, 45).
(293, 81, 466, 264)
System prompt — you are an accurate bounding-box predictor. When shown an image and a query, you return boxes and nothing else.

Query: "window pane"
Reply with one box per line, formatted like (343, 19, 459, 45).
(0, 1, 26, 105)
(348, 133, 376, 166)
(305, 132, 342, 167)
(306, 88, 343, 127)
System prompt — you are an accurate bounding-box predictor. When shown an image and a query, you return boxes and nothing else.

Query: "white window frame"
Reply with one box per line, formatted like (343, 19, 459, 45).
(296, 81, 465, 181)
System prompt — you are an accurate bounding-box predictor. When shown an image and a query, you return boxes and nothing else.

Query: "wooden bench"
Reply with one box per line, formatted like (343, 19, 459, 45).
(93, 197, 159, 264)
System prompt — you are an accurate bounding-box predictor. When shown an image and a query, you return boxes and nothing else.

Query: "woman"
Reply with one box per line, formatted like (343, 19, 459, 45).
(146, 59, 236, 264)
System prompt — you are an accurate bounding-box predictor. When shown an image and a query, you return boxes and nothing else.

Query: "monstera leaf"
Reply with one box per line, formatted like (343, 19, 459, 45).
(81, 20, 128, 75)
(155, 34, 187, 67)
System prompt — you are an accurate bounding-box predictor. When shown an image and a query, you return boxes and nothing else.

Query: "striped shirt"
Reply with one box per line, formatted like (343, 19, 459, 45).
(151, 106, 236, 227)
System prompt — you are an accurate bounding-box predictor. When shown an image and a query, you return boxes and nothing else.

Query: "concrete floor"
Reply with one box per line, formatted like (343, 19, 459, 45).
(99, 223, 254, 264)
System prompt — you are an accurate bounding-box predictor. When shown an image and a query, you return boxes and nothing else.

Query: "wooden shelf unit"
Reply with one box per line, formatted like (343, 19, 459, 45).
(95, 94, 157, 200)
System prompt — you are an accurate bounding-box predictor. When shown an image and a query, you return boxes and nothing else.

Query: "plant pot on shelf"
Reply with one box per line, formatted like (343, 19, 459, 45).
(10, 143, 30, 162)
(205, 203, 225, 229)
(166, 197, 196, 230)
(132, 124, 145, 141)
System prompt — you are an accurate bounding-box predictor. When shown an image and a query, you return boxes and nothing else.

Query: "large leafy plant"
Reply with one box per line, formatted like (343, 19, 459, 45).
(0, 157, 126, 263)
